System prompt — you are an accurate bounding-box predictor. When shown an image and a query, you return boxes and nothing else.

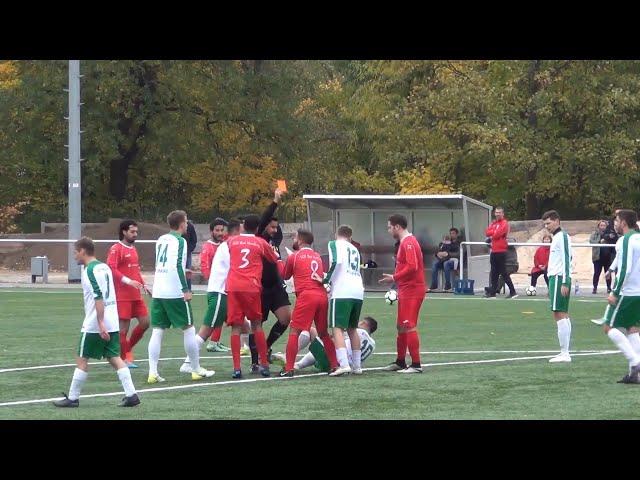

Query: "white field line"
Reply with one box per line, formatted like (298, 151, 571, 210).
(0, 350, 612, 374)
(0, 350, 620, 407)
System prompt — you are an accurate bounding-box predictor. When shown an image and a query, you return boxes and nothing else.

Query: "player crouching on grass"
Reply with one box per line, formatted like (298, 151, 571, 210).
(591, 209, 640, 384)
(379, 214, 426, 373)
(54, 237, 140, 408)
(275, 317, 377, 373)
(277, 229, 338, 377)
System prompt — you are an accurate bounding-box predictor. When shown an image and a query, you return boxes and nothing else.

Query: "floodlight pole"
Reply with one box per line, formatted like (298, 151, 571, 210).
(67, 60, 82, 282)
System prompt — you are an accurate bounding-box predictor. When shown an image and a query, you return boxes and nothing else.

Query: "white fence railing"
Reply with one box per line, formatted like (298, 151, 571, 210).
(459, 241, 616, 281)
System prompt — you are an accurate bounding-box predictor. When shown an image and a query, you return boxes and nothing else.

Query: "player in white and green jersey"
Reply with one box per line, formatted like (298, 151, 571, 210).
(323, 225, 365, 376)
(148, 210, 214, 384)
(53, 237, 140, 408)
(591, 210, 640, 384)
(542, 210, 573, 363)
(291, 317, 378, 373)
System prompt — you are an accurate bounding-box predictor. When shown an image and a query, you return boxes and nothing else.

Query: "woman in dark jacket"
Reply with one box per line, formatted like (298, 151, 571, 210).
(590, 219, 613, 294)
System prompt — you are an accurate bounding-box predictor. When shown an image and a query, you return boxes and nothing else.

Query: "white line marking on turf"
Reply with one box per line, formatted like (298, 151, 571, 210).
(0, 351, 620, 407)
(0, 350, 611, 374)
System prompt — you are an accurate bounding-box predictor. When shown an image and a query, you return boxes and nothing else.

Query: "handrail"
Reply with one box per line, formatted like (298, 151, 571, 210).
(459, 241, 616, 281)
(0, 239, 157, 243)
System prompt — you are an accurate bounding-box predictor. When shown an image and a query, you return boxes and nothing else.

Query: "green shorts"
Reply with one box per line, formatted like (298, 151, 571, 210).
(549, 275, 571, 313)
(78, 331, 120, 360)
(329, 298, 362, 330)
(203, 292, 227, 328)
(604, 296, 640, 330)
(309, 338, 331, 373)
(151, 297, 194, 329)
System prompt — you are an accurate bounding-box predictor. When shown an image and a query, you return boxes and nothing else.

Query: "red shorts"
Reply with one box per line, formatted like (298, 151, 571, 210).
(291, 292, 328, 333)
(227, 291, 263, 326)
(397, 296, 424, 329)
(117, 299, 148, 320)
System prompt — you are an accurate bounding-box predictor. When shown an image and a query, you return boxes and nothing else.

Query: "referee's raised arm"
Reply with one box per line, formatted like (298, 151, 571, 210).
(257, 188, 283, 237)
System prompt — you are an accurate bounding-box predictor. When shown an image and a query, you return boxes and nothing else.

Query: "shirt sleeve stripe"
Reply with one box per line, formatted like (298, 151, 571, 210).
(176, 237, 189, 292)
(87, 263, 103, 300)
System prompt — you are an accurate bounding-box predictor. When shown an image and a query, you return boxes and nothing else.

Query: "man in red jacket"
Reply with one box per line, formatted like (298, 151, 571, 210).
(484, 207, 517, 298)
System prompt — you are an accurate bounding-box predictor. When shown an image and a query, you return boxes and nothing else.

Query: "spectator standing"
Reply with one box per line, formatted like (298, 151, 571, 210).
(484, 206, 517, 299)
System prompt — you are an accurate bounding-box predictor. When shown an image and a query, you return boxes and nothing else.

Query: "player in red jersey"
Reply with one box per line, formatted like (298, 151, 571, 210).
(223, 214, 282, 379)
(278, 229, 338, 377)
(379, 214, 426, 373)
(106, 220, 151, 369)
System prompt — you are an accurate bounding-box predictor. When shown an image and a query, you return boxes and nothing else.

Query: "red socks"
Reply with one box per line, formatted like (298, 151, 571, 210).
(119, 331, 129, 360)
(285, 333, 299, 371)
(230, 334, 241, 370)
(406, 331, 421, 366)
(396, 332, 408, 364)
(319, 332, 339, 370)
(211, 327, 222, 342)
(254, 330, 268, 366)
(128, 325, 147, 350)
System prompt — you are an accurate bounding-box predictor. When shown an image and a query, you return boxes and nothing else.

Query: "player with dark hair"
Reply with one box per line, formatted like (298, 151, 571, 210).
(380, 214, 426, 373)
(106, 219, 151, 368)
(247, 188, 292, 372)
(592, 209, 640, 383)
(278, 229, 338, 377)
(542, 209, 573, 363)
(221, 214, 282, 378)
(198, 218, 231, 353)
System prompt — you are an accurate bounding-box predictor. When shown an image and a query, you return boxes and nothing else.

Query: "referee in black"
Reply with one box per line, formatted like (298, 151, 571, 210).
(248, 187, 291, 371)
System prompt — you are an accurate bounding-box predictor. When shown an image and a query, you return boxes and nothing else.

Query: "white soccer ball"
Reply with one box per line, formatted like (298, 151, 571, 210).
(385, 289, 398, 305)
(525, 286, 537, 296)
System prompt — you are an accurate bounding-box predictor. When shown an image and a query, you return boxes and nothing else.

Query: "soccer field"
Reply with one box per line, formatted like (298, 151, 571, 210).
(0, 289, 638, 420)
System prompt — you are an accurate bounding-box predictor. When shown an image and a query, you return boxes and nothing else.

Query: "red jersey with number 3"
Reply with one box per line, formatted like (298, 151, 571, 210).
(106, 242, 144, 301)
(226, 234, 280, 293)
(394, 234, 426, 298)
(283, 247, 327, 297)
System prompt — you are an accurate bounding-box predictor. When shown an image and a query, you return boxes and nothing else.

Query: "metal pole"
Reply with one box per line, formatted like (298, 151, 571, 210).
(67, 60, 82, 282)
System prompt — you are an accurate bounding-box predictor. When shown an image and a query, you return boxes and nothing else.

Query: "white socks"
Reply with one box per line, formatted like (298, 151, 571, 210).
(337, 347, 349, 368)
(608, 328, 640, 367)
(298, 331, 311, 351)
(297, 352, 316, 369)
(184, 335, 205, 364)
(626, 332, 640, 356)
(117, 367, 136, 397)
(183, 326, 201, 371)
(352, 350, 362, 369)
(557, 318, 572, 354)
(68, 368, 88, 401)
(148, 328, 164, 376)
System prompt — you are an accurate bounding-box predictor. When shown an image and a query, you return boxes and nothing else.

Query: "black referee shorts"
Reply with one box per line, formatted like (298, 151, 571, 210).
(261, 282, 291, 322)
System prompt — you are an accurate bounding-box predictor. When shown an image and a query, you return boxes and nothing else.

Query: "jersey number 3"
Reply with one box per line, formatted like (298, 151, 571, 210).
(239, 248, 250, 269)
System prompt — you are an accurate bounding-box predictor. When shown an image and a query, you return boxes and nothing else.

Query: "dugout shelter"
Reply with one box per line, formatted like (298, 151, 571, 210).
(303, 195, 492, 291)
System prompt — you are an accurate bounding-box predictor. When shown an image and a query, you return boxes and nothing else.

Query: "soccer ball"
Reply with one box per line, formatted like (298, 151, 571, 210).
(385, 289, 398, 305)
(525, 286, 537, 296)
